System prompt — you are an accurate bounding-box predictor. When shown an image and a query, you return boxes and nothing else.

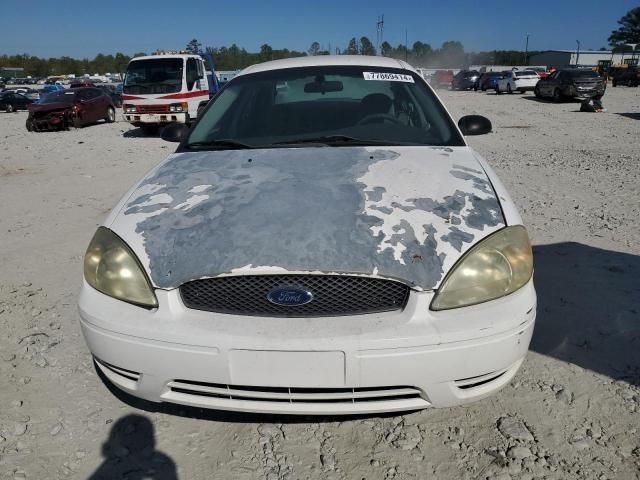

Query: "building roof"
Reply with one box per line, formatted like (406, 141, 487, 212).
(240, 55, 415, 76)
(532, 50, 613, 55)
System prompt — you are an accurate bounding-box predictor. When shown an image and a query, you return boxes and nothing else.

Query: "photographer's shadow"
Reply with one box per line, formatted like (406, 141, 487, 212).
(532, 242, 640, 385)
(88, 414, 177, 480)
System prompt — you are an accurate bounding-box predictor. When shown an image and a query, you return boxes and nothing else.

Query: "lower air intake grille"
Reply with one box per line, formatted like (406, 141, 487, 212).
(167, 380, 423, 404)
(179, 275, 410, 317)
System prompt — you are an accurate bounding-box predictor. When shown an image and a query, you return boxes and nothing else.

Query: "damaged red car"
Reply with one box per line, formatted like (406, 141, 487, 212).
(26, 88, 115, 132)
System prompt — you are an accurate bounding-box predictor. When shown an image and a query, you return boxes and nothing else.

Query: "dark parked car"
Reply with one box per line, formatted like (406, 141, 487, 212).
(98, 84, 123, 107)
(430, 70, 454, 89)
(611, 67, 639, 87)
(534, 69, 605, 101)
(475, 71, 506, 91)
(26, 88, 115, 131)
(0, 91, 33, 112)
(452, 70, 480, 90)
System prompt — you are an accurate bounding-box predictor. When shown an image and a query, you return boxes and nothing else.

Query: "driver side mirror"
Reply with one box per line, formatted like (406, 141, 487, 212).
(458, 115, 492, 136)
(161, 123, 190, 143)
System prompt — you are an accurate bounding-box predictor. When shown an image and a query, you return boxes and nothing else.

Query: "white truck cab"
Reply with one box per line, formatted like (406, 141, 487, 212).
(122, 53, 213, 134)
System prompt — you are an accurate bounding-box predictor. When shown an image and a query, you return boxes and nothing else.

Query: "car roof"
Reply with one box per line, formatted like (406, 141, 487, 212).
(238, 55, 417, 77)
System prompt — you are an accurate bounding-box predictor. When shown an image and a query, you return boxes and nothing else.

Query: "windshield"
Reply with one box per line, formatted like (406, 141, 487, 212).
(187, 66, 464, 149)
(38, 90, 76, 104)
(123, 58, 183, 94)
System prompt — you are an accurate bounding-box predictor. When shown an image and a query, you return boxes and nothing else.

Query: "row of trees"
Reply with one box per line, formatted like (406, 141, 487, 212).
(0, 52, 144, 78)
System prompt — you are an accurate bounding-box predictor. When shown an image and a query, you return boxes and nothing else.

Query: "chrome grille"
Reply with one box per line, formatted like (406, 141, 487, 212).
(179, 275, 410, 317)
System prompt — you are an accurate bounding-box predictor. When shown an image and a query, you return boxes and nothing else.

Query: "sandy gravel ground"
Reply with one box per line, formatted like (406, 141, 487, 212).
(0, 86, 639, 480)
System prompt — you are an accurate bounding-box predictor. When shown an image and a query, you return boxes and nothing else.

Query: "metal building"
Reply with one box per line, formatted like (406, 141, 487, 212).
(528, 50, 638, 68)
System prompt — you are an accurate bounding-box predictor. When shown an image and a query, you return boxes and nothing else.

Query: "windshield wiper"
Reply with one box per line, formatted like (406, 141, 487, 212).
(270, 135, 392, 147)
(185, 139, 255, 150)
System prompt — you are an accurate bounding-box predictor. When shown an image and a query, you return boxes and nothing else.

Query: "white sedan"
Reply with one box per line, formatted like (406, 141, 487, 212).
(79, 55, 536, 415)
(496, 70, 540, 94)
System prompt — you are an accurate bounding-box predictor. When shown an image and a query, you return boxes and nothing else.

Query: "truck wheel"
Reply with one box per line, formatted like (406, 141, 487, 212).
(141, 125, 159, 136)
(105, 107, 116, 123)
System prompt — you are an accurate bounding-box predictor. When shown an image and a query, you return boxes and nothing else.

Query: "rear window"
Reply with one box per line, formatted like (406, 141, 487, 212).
(515, 71, 538, 77)
(568, 70, 600, 78)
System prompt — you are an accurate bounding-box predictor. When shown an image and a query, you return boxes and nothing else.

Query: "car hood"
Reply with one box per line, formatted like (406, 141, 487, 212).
(28, 102, 72, 112)
(109, 146, 505, 290)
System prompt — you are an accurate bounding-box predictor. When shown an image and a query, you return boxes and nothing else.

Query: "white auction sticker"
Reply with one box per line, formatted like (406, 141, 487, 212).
(363, 72, 415, 83)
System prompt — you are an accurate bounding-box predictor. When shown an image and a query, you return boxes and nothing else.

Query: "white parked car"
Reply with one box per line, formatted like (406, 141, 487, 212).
(79, 55, 536, 415)
(496, 70, 540, 94)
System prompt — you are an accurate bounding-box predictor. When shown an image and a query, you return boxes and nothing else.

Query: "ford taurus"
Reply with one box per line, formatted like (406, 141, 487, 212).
(79, 56, 536, 415)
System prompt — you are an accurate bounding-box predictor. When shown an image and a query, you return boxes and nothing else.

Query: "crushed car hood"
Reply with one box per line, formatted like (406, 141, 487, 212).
(28, 102, 72, 112)
(110, 146, 505, 290)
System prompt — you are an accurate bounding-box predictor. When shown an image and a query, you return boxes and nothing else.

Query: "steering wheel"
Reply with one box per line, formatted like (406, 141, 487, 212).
(356, 113, 403, 126)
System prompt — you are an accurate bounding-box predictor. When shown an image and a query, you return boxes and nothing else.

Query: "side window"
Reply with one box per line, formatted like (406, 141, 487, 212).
(86, 89, 101, 99)
(186, 58, 198, 90)
(76, 90, 89, 101)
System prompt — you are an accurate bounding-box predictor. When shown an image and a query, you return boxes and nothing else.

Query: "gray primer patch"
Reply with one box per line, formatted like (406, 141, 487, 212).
(365, 186, 386, 202)
(449, 170, 494, 195)
(124, 148, 451, 289)
(452, 163, 483, 175)
(441, 227, 475, 252)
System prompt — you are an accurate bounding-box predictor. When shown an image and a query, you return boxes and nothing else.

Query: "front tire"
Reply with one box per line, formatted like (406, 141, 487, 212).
(25, 118, 34, 132)
(6, 104, 14, 113)
(552, 88, 562, 102)
(534, 86, 542, 98)
(105, 106, 116, 123)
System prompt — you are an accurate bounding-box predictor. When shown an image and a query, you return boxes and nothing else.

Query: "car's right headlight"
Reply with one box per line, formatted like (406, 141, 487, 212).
(431, 225, 533, 311)
(83, 227, 158, 308)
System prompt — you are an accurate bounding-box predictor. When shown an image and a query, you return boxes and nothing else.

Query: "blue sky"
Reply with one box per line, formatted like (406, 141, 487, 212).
(1, 0, 635, 58)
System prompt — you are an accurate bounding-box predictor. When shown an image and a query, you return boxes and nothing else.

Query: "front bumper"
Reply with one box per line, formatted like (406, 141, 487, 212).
(78, 279, 536, 415)
(124, 112, 188, 125)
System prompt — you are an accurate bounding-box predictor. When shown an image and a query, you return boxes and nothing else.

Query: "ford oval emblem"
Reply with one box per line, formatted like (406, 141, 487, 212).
(267, 286, 313, 306)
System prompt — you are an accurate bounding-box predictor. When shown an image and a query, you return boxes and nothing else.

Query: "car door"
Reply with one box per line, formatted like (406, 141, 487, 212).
(15, 93, 30, 109)
(84, 89, 103, 122)
(541, 72, 557, 95)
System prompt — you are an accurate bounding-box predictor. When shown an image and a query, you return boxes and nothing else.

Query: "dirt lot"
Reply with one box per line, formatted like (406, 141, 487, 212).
(0, 86, 639, 480)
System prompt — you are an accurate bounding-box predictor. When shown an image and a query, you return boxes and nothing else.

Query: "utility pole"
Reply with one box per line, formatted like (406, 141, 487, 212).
(576, 40, 581, 66)
(405, 29, 408, 62)
(376, 14, 384, 55)
(524, 34, 530, 66)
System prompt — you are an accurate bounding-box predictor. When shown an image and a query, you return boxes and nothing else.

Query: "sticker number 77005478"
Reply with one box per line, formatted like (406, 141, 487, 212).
(363, 72, 415, 83)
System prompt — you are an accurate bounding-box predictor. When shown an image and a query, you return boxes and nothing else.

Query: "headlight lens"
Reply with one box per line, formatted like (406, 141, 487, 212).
(431, 225, 533, 311)
(83, 227, 158, 308)
(169, 102, 188, 112)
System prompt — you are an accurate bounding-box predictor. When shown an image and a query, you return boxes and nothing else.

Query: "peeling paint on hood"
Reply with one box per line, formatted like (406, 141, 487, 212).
(109, 146, 505, 290)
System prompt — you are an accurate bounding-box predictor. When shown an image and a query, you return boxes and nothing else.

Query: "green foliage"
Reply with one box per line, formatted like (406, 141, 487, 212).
(308, 42, 320, 56)
(185, 38, 202, 54)
(0, 36, 550, 80)
(359, 37, 376, 56)
(345, 38, 359, 55)
(609, 7, 640, 46)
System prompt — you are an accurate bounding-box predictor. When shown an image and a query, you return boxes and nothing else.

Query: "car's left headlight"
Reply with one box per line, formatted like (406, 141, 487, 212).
(83, 227, 158, 308)
(431, 225, 533, 311)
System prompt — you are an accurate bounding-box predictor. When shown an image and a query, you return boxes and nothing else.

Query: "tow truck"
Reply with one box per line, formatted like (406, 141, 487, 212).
(122, 50, 220, 134)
